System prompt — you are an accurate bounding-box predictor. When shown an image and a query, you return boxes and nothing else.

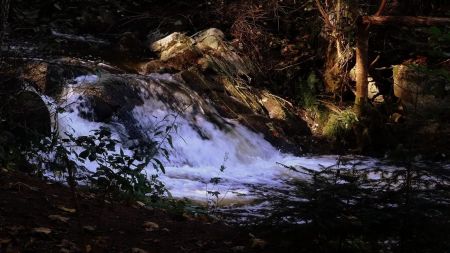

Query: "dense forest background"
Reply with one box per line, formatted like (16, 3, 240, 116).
(1, 1, 450, 253)
(4, 0, 450, 156)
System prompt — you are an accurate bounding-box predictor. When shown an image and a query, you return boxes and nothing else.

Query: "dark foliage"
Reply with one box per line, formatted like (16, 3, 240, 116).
(262, 157, 450, 253)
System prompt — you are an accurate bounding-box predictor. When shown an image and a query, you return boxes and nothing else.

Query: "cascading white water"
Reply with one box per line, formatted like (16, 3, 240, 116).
(49, 74, 348, 203)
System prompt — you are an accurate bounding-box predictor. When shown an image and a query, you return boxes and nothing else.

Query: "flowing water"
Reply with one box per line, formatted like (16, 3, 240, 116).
(43, 73, 376, 216)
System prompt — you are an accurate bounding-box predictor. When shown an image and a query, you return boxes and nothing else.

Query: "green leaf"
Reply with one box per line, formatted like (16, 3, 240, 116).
(167, 135, 174, 149)
(210, 177, 222, 184)
(88, 154, 96, 162)
(153, 159, 165, 174)
(79, 149, 90, 159)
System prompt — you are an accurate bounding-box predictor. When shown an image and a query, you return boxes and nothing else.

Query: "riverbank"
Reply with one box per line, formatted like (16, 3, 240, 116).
(0, 168, 272, 253)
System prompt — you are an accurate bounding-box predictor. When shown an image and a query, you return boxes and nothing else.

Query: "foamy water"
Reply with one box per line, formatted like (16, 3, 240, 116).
(46, 74, 351, 203)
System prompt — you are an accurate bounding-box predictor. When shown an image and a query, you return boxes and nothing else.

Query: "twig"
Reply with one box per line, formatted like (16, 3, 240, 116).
(313, 0, 334, 30)
(374, 0, 388, 16)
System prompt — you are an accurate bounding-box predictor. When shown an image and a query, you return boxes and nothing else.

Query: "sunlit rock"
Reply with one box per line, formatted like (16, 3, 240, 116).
(393, 64, 450, 116)
(259, 90, 288, 120)
(145, 29, 310, 151)
(150, 32, 198, 61)
(19, 61, 90, 96)
(195, 28, 225, 51)
(349, 65, 384, 103)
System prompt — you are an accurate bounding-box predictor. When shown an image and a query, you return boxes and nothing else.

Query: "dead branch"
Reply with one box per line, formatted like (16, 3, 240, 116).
(313, 0, 334, 29)
(363, 16, 450, 26)
(374, 0, 388, 16)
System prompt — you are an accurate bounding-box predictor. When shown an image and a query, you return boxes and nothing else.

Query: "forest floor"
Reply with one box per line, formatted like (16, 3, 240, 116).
(0, 169, 276, 253)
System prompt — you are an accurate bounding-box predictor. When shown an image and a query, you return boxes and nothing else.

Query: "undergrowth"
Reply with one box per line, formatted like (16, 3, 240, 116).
(0, 83, 175, 204)
(323, 108, 359, 145)
(265, 157, 450, 253)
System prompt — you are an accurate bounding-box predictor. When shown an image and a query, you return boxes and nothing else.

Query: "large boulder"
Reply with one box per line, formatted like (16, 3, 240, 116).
(8, 91, 51, 137)
(146, 28, 256, 78)
(194, 28, 256, 78)
(393, 64, 450, 117)
(144, 28, 311, 152)
(21, 61, 91, 96)
(0, 76, 51, 143)
(74, 75, 144, 122)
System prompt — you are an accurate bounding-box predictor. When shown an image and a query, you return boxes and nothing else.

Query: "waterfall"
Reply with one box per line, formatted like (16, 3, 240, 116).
(49, 74, 342, 203)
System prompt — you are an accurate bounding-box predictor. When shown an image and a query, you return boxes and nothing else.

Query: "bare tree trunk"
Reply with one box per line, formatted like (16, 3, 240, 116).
(354, 19, 369, 116)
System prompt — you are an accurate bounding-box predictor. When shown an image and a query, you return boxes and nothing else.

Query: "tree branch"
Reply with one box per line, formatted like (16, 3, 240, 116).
(314, 0, 334, 29)
(363, 16, 450, 26)
(374, 0, 388, 16)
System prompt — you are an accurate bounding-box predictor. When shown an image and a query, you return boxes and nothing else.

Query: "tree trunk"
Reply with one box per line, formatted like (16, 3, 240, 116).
(319, 0, 357, 95)
(0, 0, 11, 43)
(324, 43, 345, 94)
(354, 19, 369, 116)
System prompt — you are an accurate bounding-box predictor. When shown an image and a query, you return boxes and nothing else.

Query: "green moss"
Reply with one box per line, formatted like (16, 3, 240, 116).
(323, 109, 359, 141)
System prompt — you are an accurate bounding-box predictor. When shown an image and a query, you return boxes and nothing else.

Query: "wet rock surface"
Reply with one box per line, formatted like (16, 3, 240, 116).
(143, 29, 310, 152)
(1, 28, 312, 153)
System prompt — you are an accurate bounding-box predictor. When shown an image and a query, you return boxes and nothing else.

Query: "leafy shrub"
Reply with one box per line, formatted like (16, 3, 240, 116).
(27, 124, 171, 202)
(206, 154, 228, 213)
(269, 158, 450, 253)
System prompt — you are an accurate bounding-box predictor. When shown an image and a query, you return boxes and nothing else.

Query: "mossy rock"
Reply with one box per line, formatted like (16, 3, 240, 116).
(393, 64, 450, 118)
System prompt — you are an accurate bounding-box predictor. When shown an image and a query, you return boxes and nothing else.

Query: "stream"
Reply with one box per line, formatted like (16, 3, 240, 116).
(40, 73, 408, 222)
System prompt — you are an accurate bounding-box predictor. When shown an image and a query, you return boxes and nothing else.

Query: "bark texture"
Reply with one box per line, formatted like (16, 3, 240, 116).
(354, 20, 369, 115)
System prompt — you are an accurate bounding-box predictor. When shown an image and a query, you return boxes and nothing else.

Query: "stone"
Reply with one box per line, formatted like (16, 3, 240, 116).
(142, 221, 159, 232)
(48, 214, 70, 223)
(141, 28, 311, 152)
(83, 226, 96, 232)
(22, 62, 48, 91)
(5, 90, 52, 139)
(393, 64, 450, 116)
(180, 68, 224, 93)
(116, 32, 145, 56)
(150, 32, 198, 61)
(259, 91, 288, 120)
(139, 60, 177, 74)
(32, 227, 52, 235)
(77, 75, 143, 122)
(349, 66, 383, 102)
(195, 28, 226, 51)
(21, 61, 90, 96)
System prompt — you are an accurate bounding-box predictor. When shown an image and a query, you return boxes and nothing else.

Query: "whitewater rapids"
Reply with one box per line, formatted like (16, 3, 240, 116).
(45, 74, 351, 204)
